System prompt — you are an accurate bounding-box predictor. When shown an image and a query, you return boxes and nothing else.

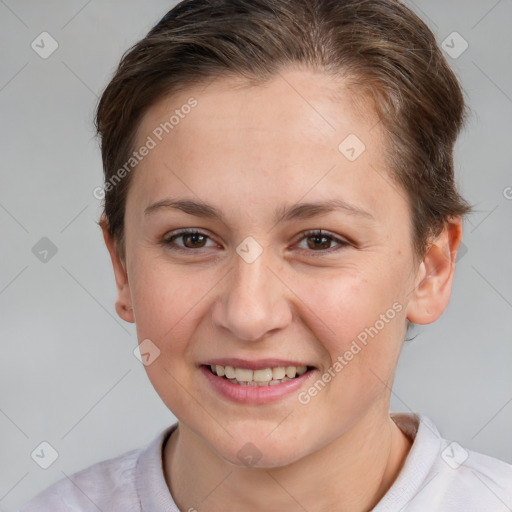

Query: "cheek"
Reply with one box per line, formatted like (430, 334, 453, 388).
(129, 253, 222, 361)
(129, 255, 190, 348)
(129, 258, 204, 415)
(291, 266, 407, 395)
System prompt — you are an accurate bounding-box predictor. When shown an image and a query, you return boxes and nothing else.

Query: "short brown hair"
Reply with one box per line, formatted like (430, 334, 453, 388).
(95, 0, 473, 266)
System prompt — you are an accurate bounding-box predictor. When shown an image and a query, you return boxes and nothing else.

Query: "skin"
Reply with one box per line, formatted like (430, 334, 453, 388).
(101, 66, 463, 512)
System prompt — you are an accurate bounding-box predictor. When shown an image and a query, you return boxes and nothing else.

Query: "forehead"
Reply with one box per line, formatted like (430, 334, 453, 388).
(136, 67, 379, 151)
(128, 67, 406, 227)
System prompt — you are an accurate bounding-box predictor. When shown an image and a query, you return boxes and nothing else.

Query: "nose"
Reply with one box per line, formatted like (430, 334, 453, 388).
(211, 246, 292, 342)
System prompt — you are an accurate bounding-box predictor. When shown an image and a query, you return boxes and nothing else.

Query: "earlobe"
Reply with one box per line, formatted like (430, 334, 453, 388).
(406, 217, 463, 325)
(100, 216, 135, 324)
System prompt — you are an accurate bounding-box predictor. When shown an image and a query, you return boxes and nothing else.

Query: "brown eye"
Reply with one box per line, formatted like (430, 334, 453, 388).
(296, 230, 349, 254)
(306, 233, 332, 250)
(180, 232, 207, 248)
(162, 230, 217, 251)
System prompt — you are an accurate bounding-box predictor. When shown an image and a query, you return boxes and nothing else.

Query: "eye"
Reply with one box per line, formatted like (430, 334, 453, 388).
(295, 229, 350, 254)
(162, 229, 218, 251)
(161, 228, 350, 255)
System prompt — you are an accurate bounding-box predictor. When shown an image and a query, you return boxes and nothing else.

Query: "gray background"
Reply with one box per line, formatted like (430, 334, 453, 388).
(1, 0, 511, 509)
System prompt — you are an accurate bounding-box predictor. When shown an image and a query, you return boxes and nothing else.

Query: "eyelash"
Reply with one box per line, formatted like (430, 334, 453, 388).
(161, 228, 350, 256)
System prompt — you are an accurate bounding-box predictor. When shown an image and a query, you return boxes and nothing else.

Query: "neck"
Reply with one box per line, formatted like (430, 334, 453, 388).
(164, 410, 412, 512)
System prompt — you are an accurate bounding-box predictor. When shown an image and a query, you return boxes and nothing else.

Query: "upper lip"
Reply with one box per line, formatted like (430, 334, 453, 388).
(202, 358, 313, 371)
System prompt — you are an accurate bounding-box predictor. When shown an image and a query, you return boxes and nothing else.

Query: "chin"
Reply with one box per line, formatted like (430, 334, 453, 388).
(206, 425, 312, 469)
(222, 444, 306, 469)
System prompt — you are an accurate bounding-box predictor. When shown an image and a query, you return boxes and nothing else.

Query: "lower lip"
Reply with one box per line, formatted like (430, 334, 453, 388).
(200, 366, 314, 404)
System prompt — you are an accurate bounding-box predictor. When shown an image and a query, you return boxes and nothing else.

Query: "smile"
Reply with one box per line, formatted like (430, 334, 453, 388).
(209, 364, 309, 386)
(200, 361, 315, 404)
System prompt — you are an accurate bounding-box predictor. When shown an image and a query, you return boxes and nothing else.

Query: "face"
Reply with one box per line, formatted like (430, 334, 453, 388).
(106, 67, 454, 467)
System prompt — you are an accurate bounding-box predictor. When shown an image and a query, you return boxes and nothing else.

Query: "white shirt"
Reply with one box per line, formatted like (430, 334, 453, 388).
(17, 413, 512, 511)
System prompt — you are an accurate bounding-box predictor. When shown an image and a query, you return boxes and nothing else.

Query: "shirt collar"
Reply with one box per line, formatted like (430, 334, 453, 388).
(372, 413, 442, 511)
(135, 423, 179, 512)
(134, 414, 441, 512)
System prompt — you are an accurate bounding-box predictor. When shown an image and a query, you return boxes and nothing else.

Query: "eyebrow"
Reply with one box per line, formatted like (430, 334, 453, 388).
(144, 198, 375, 224)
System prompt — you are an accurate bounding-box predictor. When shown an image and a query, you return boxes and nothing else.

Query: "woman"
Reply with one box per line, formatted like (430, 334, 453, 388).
(18, 0, 512, 510)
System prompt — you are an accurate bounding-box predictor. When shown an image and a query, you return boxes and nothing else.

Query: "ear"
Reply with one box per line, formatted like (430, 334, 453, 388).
(406, 216, 463, 325)
(100, 215, 135, 323)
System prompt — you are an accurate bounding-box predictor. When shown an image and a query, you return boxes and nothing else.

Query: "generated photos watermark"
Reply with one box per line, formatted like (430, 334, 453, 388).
(298, 301, 403, 405)
(93, 97, 198, 200)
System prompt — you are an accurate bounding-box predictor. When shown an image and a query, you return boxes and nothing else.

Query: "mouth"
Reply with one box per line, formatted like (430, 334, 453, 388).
(205, 364, 313, 386)
(199, 359, 316, 404)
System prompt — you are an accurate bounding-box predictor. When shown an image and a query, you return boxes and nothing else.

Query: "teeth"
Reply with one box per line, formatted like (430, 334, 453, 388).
(272, 367, 286, 380)
(253, 368, 273, 382)
(286, 366, 296, 378)
(227, 376, 294, 386)
(209, 364, 309, 385)
(235, 368, 253, 381)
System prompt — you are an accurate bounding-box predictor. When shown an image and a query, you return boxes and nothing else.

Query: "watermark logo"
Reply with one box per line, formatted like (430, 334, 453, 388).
(237, 442, 263, 466)
(441, 31, 468, 59)
(133, 338, 161, 366)
(32, 237, 58, 263)
(338, 133, 366, 161)
(236, 236, 264, 264)
(31, 441, 59, 469)
(31, 32, 59, 59)
(441, 441, 468, 469)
